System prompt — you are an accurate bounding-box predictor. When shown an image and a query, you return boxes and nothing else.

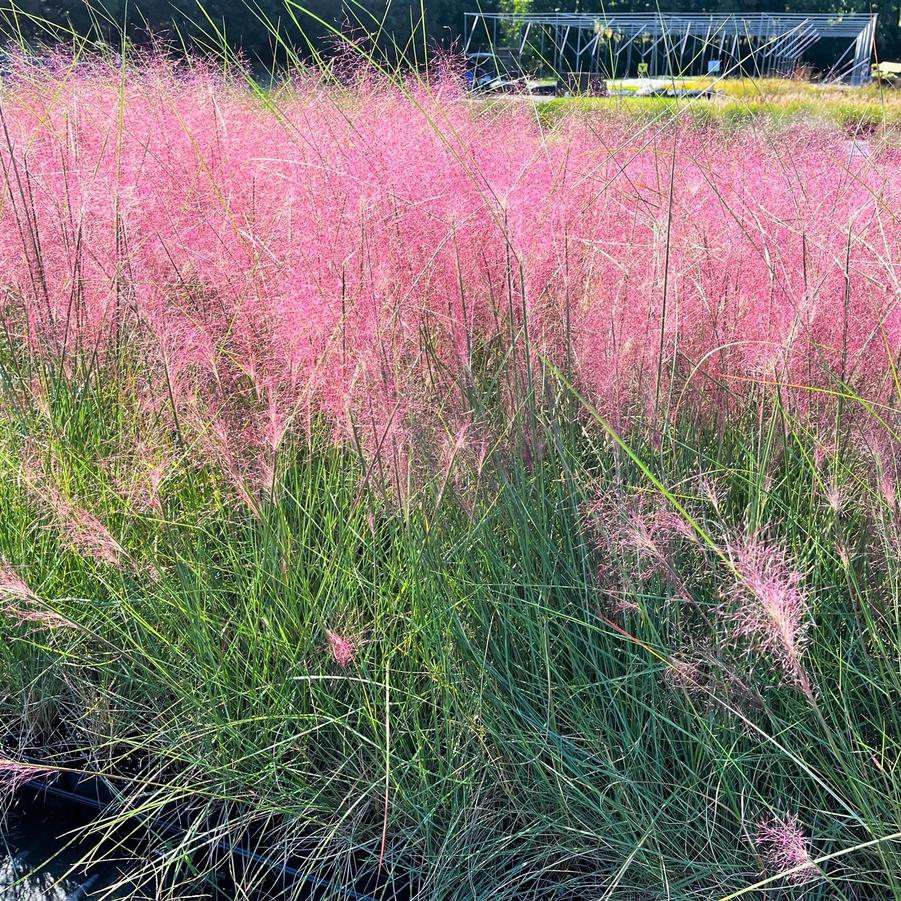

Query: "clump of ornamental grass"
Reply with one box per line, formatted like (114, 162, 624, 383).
(0, 41, 900, 901)
(0, 52, 897, 501)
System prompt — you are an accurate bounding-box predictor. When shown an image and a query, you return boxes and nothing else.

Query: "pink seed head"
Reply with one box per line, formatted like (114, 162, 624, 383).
(812, 442, 834, 471)
(664, 658, 704, 694)
(836, 541, 852, 568)
(755, 814, 819, 884)
(615, 501, 695, 585)
(326, 630, 355, 668)
(22, 465, 124, 567)
(699, 477, 722, 512)
(725, 534, 811, 686)
(0, 757, 53, 794)
(0, 563, 36, 601)
(825, 484, 843, 514)
(602, 592, 642, 618)
(0, 563, 76, 630)
(2, 605, 76, 630)
(880, 474, 897, 510)
(60, 507, 124, 566)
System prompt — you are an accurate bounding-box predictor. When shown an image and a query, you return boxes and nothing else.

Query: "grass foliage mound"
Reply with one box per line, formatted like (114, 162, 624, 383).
(0, 50, 900, 899)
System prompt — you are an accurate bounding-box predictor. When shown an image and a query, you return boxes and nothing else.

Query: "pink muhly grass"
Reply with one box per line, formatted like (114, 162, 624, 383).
(725, 534, 813, 693)
(0, 562, 77, 630)
(0, 563, 37, 601)
(0, 757, 54, 793)
(836, 539, 857, 568)
(601, 589, 642, 618)
(586, 491, 697, 610)
(54, 503, 125, 567)
(812, 441, 835, 472)
(699, 477, 722, 513)
(614, 500, 697, 603)
(880, 473, 897, 511)
(21, 457, 125, 566)
(664, 657, 705, 695)
(824, 484, 844, 514)
(2, 604, 76, 630)
(326, 629, 356, 668)
(618, 502, 694, 562)
(0, 56, 898, 485)
(755, 814, 820, 884)
(112, 446, 173, 514)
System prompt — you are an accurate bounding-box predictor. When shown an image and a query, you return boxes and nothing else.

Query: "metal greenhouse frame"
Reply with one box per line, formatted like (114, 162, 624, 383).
(463, 12, 878, 85)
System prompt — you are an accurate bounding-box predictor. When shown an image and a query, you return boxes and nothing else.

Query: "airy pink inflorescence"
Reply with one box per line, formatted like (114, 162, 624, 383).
(326, 629, 356, 668)
(0, 562, 76, 630)
(0, 756, 53, 794)
(755, 814, 820, 884)
(0, 57, 898, 489)
(0, 563, 37, 601)
(725, 534, 812, 689)
(20, 454, 125, 566)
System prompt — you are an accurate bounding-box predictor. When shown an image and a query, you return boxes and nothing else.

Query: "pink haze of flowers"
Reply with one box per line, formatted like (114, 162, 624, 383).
(755, 814, 819, 884)
(0, 756, 53, 793)
(0, 563, 35, 601)
(1, 57, 899, 487)
(725, 535, 812, 689)
(0, 562, 76, 629)
(326, 630, 356, 668)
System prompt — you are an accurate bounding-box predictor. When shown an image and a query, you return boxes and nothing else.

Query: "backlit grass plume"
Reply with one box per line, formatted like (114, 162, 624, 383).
(725, 533, 813, 692)
(755, 814, 820, 885)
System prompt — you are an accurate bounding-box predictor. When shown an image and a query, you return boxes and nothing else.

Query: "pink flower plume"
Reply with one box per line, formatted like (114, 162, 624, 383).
(326, 629, 356, 668)
(725, 534, 812, 689)
(0, 563, 36, 601)
(0, 757, 54, 794)
(755, 814, 819, 884)
(0, 55, 894, 486)
(0, 562, 77, 630)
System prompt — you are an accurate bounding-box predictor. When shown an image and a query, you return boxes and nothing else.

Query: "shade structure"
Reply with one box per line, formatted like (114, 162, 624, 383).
(463, 12, 878, 85)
